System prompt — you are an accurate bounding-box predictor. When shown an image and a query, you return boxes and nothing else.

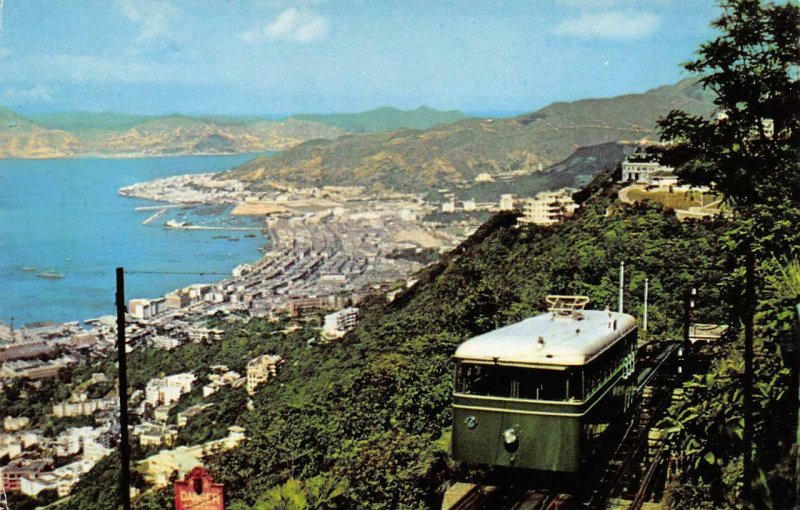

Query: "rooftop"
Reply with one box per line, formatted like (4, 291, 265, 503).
(454, 309, 636, 366)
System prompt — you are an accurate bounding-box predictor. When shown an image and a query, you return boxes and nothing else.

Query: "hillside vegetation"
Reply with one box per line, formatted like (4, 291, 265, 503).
(59, 160, 799, 509)
(66, 165, 726, 509)
(225, 79, 715, 193)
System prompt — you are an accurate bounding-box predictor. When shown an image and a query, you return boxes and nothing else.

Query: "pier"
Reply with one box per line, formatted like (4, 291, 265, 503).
(143, 208, 168, 225)
(135, 204, 187, 212)
(165, 224, 263, 232)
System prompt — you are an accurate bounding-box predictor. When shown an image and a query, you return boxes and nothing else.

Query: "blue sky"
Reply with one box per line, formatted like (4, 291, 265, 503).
(0, 0, 719, 116)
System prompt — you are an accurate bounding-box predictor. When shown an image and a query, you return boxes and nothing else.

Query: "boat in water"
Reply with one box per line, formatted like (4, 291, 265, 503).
(21, 266, 37, 272)
(36, 271, 65, 280)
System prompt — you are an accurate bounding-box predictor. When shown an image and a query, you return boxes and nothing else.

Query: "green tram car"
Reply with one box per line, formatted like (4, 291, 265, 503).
(452, 296, 637, 473)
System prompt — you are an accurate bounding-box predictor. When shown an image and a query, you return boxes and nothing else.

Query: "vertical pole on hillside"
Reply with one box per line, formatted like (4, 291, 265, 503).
(794, 302, 800, 509)
(619, 261, 625, 314)
(116, 267, 132, 510)
(643, 278, 649, 333)
(683, 287, 695, 353)
(743, 249, 755, 507)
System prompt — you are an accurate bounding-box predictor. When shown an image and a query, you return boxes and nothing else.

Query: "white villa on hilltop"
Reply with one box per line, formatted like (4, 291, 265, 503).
(621, 146, 675, 185)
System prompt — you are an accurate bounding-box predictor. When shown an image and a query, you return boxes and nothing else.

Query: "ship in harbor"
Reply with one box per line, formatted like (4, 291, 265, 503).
(36, 271, 65, 280)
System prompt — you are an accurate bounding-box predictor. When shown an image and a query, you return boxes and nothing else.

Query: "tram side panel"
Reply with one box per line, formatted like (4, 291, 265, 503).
(452, 397, 583, 472)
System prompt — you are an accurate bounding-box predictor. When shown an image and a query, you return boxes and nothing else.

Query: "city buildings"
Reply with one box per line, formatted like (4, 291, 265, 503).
(1, 457, 53, 492)
(145, 373, 196, 408)
(322, 307, 360, 340)
(52, 396, 117, 418)
(135, 422, 178, 448)
(518, 189, 579, 226)
(246, 355, 284, 395)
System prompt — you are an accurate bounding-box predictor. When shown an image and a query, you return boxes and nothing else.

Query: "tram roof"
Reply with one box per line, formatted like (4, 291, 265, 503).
(454, 310, 636, 366)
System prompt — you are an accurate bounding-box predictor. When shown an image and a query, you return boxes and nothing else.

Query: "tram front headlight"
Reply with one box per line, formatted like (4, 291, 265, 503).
(464, 416, 477, 429)
(503, 428, 518, 445)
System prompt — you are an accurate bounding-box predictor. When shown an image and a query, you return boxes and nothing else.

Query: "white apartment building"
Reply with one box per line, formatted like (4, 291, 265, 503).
(246, 355, 284, 395)
(145, 373, 196, 408)
(499, 194, 515, 211)
(322, 307, 360, 340)
(518, 189, 579, 226)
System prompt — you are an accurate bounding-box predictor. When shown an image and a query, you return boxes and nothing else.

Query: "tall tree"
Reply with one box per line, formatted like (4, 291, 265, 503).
(658, 1, 799, 507)
(658, 0, 800, 208)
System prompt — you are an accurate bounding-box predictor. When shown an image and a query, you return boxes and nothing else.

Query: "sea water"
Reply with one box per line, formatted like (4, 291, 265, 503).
(0, 155, 268, 326)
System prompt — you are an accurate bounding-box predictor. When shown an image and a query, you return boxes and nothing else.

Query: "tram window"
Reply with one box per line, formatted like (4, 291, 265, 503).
(582, 330, 634, 396)
(456, 363, 575, 401)
(567, 369, 583, 401)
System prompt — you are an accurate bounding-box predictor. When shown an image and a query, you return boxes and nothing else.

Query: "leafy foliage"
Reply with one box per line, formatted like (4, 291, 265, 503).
(658, 0, 800, 207)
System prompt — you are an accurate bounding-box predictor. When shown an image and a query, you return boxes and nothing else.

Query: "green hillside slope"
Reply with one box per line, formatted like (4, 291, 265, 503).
(291, 106, 469, 133)
(198, 168, 732, 508)
(226, 79, 715, 193)
(62, 163, 799, 509)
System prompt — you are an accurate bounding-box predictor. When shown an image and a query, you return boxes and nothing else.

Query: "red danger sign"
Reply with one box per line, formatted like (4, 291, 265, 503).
(174, 466, 225, 510)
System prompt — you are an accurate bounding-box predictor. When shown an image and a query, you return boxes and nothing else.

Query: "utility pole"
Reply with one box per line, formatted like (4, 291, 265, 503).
(619, 261, 625, 313)
(683, 286, 696, 354)
(743, 249, 755, 506)
(643, 278, 649, 334)
(794, 301, 800, 509)
(116, 268, 132, 510)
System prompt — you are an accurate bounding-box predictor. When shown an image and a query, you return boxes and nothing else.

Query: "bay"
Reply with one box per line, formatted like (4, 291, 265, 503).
(0, 155, 267, 326)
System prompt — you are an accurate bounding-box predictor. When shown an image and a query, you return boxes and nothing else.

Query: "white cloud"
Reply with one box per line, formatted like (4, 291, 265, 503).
(554, 11, 660, 39)
(242, 7, 329, 43)
(3, 84, 54, 103)
(0, 48, 11, 59)
(115, 0, 182, 43)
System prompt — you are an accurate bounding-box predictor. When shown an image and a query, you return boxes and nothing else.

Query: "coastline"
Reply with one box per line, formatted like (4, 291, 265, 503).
(0, 155, 265, 327)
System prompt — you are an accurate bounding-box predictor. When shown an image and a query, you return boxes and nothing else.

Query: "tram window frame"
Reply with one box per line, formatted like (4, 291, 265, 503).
(455, 362, 582, 402)
(581, 329, 636, 399)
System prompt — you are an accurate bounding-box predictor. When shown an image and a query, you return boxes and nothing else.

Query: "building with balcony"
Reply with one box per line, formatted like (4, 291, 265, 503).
(321, 307, 360, 340)
(620, 146, 675, 184)
(246, 355, 284, 395)
(518, 189, 578, 226)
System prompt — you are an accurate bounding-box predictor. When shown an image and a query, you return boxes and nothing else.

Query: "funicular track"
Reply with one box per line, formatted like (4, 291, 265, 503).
(447, 341, 680, 510)
(583, 341, 679, 509)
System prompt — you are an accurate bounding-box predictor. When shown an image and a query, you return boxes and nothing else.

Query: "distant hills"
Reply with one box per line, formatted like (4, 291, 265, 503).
(0, 106, 473, 159)
(225, 79, 716, 192)
(290, 106, 469, 133)
(0, 110, 349, 158)
(29, 111, 156, 132)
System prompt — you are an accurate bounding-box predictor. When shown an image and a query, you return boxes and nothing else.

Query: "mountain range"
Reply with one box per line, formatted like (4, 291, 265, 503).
(290, 106, 468, 133)
(225, 79, 716, 192)
(0, 109, 348, 158)
(0, 106, 470, 159)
